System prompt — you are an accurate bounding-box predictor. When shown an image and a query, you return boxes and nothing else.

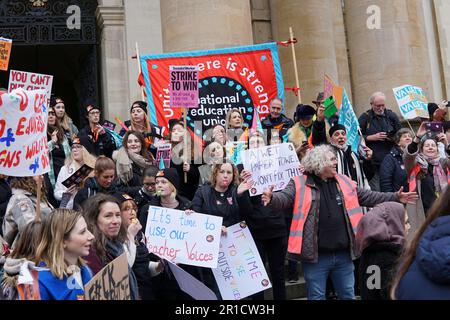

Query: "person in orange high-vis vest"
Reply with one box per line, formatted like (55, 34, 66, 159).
(261, 145, 418, 300)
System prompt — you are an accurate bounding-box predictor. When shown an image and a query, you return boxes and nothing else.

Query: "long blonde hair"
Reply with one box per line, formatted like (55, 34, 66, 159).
(35, 209, 86, 279)
(65, 145, 97, 173)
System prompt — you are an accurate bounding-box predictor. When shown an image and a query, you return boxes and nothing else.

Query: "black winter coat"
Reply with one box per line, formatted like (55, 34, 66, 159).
(358, 242, 403, 300)
(191, 184, 241, 227)
(358, 109, 402, 166)
(79, 125, 116, 158)
(379, 145, 408, 192)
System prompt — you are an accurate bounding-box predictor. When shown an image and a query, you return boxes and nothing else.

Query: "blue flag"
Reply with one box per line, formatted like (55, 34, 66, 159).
(338, 89, 360, 152)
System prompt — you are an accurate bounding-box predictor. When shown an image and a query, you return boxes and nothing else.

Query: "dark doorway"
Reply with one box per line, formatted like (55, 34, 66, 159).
(0, 0, 99, 128)
(0, 44, 97, 128)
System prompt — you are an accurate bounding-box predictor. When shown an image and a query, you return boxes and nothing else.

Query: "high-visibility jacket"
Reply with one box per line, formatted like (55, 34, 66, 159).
(408, 164, 450, 192)
(287, 174, 364, 255)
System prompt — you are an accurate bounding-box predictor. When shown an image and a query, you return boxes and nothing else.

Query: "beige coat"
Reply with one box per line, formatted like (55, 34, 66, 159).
(2, 189, 53, 247)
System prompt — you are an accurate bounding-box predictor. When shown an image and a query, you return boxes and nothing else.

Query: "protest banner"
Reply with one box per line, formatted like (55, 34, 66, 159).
(242, 143, 301, 196)
(0, 89, 49, 176)
(144, 206, 223, 268)
(0, 37, 12, 71)
(84, 253, 130, 300)
(226, 141, 247, 165)
(338, 89, 360, 152)
(393, 84, 429, 119)
(166, 260, 217, 300)
(140, 43, 284, 136)
(212, 222, 272, 300)
(156, 143, 171, 169)
(8, 69, 53, 104)
(170, 65, 199, 108)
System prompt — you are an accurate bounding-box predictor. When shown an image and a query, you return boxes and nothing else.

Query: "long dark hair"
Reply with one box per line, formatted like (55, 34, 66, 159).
(82, 194, 128, 258)
(47, 106, 65, 144)
(390, 187, 450, 298)
(122, 130, 153, 160)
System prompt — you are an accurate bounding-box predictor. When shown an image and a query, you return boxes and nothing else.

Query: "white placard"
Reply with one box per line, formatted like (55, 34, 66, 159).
(242, 143, 301, 196)
(8, 70, 53, 105)
(0, 89, 49, 176)
(212, 222, 272, 300)
(144, 206, 223, 268)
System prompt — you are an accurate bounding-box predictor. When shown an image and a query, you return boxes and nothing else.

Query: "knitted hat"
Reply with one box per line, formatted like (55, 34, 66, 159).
(130, 101, 148, 114)
(111, 192, 134, 205)
(155, 168, 179, 190)
(329, 124, 347, 137)
(428, 103, 439, 120)
(86, 104, 100, 114)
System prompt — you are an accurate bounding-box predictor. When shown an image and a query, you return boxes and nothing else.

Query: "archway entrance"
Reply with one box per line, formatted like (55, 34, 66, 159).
(0, 0, 99, 128)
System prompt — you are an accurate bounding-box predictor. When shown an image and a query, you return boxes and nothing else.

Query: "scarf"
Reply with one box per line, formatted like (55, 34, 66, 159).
(115, 147, 152, 184)
(105, 239, 139, 300)
(416, 153, 447, 194)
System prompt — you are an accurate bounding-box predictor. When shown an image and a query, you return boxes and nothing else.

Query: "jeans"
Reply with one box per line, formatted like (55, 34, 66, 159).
(302, 251, 355, 300)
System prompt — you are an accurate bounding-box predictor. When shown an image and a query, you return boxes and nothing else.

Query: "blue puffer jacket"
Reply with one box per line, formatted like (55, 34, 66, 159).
(396, 215, 450, 300)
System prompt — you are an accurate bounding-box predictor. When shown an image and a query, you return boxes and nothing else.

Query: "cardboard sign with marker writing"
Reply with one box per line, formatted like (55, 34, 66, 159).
(84, 253, 130, 300)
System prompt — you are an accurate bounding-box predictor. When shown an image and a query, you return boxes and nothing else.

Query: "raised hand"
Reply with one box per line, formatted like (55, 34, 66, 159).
(261, 185, 275, 206)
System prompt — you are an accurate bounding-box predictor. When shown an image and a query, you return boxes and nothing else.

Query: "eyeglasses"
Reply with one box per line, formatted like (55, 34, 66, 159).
(49, 112, 56, 116)
(71, 144, 83, 150)
(89, 111, 100, 115)
(144, 182, 156, 187)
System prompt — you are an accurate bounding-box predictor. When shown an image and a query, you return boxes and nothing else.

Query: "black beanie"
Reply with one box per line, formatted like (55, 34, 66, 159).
(130, 101, 148, 114)
(428, 103, 439, 120)
(111, 192, 134, 205)
(156, 168, 180, 190)
(329, 124, 347, 137)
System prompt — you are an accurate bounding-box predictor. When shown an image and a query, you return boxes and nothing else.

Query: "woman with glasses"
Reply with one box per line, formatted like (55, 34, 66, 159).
(45, 106, 72, 207)
(54, 137, 97, 209)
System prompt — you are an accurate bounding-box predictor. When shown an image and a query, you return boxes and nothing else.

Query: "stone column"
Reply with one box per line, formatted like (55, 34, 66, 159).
(251, 0, 273, 44)
(433, 0, 450, 104)
(160, 0, 253, 52)
(344, 0, 433, 117)
(96, 0, 129, 122)
(270, 0, 342, 117)
(124, 0, 163, 104)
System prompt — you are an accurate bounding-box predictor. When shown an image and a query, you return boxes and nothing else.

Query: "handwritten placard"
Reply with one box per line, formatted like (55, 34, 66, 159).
(144, 206, 222, 268)
(8, 70, 53, 104)
(84, 253, 130, 300)
(212, 222, 272, 300)
(169, 65, 199, 108)
(393, 84, 429, 119)
(0, 89, 49, 176)
(156, 143, 171, 169)
(0, 37, 12, 71)
(242, 143, 301, 196)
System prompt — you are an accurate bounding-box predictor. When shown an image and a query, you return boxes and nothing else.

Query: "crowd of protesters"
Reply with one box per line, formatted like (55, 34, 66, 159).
(0, 91, 449, 301)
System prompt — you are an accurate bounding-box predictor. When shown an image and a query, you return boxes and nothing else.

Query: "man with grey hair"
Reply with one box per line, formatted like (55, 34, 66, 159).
(262, 97, 294, 144)
(259, 145, 417, 300)
(358, 91, 402, 191)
